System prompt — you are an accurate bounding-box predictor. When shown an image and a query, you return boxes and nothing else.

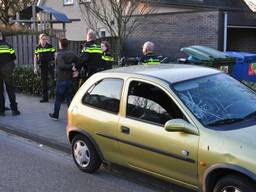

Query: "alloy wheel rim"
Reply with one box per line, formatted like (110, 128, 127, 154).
(221, 186, 242, 192)
(73, 140, 90, 168)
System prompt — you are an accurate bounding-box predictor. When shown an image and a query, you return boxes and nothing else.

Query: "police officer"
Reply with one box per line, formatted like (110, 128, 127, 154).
(0, 32, 20, 116)
(34, 34, 55, 103)
(140, 41, 160, 65)
(78, 30, 102, 87)
(100, 41, 114, 71)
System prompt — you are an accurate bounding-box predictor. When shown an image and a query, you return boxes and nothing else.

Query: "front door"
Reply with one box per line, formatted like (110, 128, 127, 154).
(118, 80, 199, 186)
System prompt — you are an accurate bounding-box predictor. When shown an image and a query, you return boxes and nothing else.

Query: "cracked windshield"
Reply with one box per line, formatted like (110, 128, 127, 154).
(173, 73, 256, 127)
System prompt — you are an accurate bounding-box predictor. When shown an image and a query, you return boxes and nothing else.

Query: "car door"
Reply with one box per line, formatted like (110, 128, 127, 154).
(75, 78, 123, 162)
(117, 79, 199, 186)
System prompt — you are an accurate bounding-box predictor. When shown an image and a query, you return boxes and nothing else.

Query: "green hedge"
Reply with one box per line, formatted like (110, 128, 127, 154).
(13, 66, 55, 97)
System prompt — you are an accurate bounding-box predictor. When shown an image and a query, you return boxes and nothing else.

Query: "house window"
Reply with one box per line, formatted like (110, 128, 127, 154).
(64, 0, 74, 5)
(100, 30, 106, 38)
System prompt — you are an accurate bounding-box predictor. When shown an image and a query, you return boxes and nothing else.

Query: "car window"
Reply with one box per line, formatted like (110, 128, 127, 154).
(126, 81, 184, 125)
(82, 78, 123, 114)
(173, 73, 256, 128)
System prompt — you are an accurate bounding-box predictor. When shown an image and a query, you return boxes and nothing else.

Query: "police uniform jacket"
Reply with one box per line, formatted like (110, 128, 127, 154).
(140, 53, 160, 65)
(0, 40, 16, 83)
(34, 43, 55, 66)
(79, 40, 102, 77)
(100, 52, 114, 71)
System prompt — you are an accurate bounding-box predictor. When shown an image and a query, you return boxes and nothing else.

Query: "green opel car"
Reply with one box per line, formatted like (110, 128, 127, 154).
(66, 64, 256, 192)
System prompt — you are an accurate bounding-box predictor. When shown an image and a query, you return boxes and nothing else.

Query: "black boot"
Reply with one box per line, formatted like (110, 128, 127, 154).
(12, 110, 21, 116)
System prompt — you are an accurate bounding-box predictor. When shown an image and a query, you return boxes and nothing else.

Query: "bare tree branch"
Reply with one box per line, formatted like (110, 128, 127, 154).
(0, 0, 36, 27)
(79, 0, 157, 57)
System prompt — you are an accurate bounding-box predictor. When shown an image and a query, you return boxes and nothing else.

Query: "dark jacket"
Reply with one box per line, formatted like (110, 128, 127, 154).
(140, 53, 160, 65)
(0, 40, 16, 65)
(78, 40, 102, 77)
(35, 43, 55, 65)
(100, 52, 114, 71)
(0, 40, 16, 84)
(55, 48, 78, 81)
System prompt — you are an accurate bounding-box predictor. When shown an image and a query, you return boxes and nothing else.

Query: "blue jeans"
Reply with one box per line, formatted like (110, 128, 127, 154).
(54, 80, 74, 117)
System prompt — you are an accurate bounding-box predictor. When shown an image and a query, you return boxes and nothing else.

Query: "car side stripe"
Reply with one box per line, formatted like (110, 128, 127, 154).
(96, 132, 195, 164)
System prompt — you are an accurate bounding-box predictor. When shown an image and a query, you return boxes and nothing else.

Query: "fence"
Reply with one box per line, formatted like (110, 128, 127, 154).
(5, 34, 83, 66)
(5, 34, 118, 66)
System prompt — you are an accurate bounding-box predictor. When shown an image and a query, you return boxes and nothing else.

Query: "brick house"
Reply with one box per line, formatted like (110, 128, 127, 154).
(37, 0, 256, 59)
(37, 0, 115, 41)
(125, 0, 256, 59)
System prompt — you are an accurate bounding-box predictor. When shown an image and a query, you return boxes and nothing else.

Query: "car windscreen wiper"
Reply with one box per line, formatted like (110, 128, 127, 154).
(206, 118, 244, 126)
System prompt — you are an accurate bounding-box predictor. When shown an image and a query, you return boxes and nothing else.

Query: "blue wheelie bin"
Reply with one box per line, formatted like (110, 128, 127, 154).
(224, 52, 256, 82)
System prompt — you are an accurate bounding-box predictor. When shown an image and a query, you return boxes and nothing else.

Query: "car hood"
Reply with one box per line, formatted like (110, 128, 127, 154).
(221, 125, 256, 147)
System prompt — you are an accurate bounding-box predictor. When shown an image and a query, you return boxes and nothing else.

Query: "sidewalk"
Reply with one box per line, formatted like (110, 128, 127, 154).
(0, 94, 70, 153)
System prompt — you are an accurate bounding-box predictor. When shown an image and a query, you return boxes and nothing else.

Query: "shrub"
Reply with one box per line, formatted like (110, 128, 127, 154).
(13, 66, 55, 97)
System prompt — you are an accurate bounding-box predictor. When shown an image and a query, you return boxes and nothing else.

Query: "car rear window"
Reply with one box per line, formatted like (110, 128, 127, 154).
(82, 78, 123, 114)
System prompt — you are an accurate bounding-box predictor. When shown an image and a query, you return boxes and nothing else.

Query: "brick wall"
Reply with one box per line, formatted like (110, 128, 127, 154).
(227, 28, 256, 52)
(124, 11, 222, 61)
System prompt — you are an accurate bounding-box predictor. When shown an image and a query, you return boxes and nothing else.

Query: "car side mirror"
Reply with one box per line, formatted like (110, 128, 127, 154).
(164, 119, 199, 135)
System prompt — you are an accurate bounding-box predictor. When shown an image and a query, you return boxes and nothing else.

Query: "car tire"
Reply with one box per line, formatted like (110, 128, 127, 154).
(213, 174, 255, 192)
(71, 135, 101, 173)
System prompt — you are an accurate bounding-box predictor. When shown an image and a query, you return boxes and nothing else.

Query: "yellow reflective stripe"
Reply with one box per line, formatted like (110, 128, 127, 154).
(82, 48, 102, 54)
(143, 58, 160, 64)
(102, 55, 114, 61)
(91, 44, 100, 48)
(0, 49, 15, 54)
(35, 48, 55, 54)
(144, 62, 160, 64)
(0, 45, 15, 54)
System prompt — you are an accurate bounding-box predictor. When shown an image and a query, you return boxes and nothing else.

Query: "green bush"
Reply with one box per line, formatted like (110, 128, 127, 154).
(13, 66, 55, 97)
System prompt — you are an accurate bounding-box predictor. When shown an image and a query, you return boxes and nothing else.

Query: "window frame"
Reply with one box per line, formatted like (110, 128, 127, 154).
(63, 0, 74, 6)
(125, 79, 186, 126)
(82, 78, 124, 115)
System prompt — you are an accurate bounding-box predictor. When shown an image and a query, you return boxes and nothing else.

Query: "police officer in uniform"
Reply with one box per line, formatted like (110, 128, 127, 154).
(140, 41, 160, 65)
(34, 34, 55, 102)
(78, 30, 102, 87)
(100, 41, 114, 71)
(0, 32, 20, 116)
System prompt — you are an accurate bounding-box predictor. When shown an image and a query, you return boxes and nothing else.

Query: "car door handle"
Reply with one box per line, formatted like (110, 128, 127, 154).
(121, 126, 130, 134)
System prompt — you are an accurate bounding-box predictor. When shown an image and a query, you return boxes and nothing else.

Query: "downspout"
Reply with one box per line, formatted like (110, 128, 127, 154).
(37, 0, 41, 6)
(223, 11, 228, 52)
(37, 0, 47, 6)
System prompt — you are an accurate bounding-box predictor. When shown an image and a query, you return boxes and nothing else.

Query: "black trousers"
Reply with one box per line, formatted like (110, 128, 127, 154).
(0, 77, 17, 113)
(40, 64, 54, 100)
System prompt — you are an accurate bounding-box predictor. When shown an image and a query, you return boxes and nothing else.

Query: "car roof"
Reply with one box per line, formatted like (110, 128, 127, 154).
(103, 64, 220, 83)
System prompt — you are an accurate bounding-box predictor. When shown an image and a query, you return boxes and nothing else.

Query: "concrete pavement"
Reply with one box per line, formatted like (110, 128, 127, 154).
(0, 94, 70, 153)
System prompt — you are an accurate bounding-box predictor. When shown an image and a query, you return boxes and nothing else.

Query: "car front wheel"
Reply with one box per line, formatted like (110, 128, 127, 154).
(72, 135, 101, 173)
(213, 175, 255, 192)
